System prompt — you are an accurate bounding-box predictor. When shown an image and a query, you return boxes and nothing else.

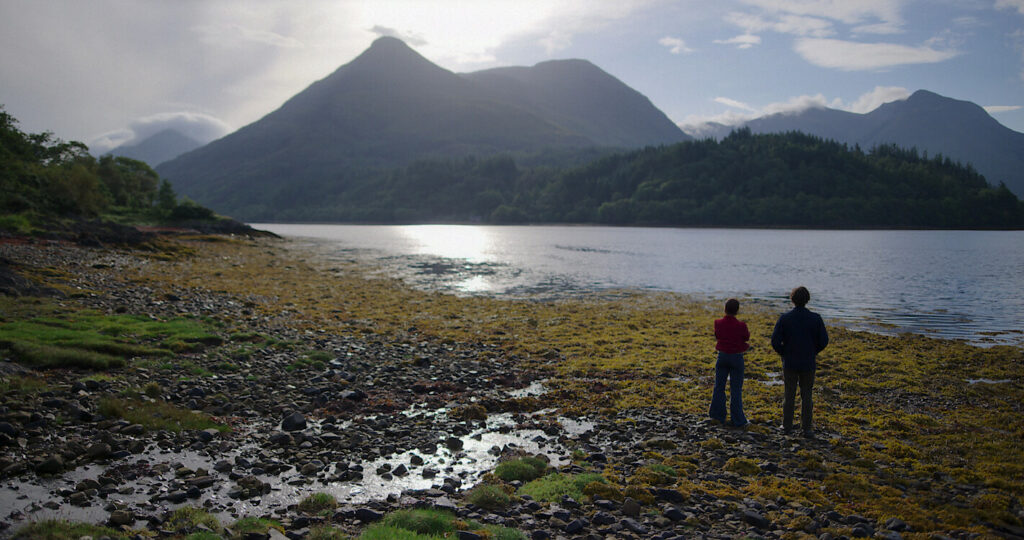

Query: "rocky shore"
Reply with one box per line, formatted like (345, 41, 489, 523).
(1, 234, 1021, 540)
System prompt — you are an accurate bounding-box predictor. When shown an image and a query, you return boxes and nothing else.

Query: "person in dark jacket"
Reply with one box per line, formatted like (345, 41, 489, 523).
(770, 286, 828, 438)
(709, 298, 750, 427)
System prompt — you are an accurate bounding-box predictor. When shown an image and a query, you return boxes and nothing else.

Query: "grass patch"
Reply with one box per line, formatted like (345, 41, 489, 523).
(518, 472, 606, 502)
(307, 525, 349, 540)
(297, 492, 338, 515)
(360, 509, 526, 540)
(493, 456, 548, 482)
(230, 517, 283, 538)
(98, 397, 228, 432)
(466, 483, 513, 510)
(0, 297, 221, 369)
(379, 509, 455, 536)
(0, 374, 50, 395)
(12, 520, 127, 540)
(164, 506, 222, 535)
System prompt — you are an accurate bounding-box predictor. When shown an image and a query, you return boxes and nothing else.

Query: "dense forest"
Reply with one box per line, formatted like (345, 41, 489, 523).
(0, 107, 215, 234)
(258, 129, 1024, 229)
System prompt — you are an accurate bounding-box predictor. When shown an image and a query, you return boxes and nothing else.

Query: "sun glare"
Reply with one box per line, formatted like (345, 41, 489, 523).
(399, 225, 494, 262)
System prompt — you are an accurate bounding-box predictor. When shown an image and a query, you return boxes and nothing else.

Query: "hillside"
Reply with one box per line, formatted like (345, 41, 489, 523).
(693, 90, 1024, 197)
(157, 37, 689, 216)
(282, 130, 1024, 229)
(106, 128, 202, 167)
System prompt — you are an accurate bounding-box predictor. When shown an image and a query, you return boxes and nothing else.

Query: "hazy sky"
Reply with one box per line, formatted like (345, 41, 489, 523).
(2, 0, 1023, 153)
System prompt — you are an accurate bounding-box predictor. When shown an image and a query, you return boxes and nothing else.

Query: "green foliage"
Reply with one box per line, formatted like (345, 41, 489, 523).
(493, 456, 548, 482)
(380, 509, 456, 536)
(518, 472, 606, 502)
(466, 483, 513, 510)
(0, 298, 219, 369)
(0, 105, 219, 230)
(12, 519, 127, 540)
(230, 517, 283, 538)
(165, 506, 222, 534)
(297, 492, 338, 514)
(358, 525, 436, 540)
(227, 130, 1024, 228)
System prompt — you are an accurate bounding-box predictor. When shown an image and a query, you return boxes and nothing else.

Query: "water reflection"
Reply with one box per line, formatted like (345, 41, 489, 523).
(399, 225, 494, 262)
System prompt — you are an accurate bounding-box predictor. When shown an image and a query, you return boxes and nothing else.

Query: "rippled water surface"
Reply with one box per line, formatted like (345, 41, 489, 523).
(255, 224, 1024, 345)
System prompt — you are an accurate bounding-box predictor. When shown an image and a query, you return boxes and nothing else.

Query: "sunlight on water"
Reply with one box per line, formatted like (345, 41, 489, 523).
(399, 225, 494, 262)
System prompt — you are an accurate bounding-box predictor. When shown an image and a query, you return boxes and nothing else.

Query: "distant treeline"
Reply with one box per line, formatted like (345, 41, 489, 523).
(0, 106, 214, 232)
(246, 128, 1024, 229)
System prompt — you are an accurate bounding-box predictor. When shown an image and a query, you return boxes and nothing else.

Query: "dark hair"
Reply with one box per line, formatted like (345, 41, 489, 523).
(790, 286, 810, 307)
(725, 298, 740, 315)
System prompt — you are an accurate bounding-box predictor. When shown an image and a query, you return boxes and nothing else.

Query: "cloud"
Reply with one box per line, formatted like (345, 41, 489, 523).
(369, 25, 428, 46)
(985, 105, 1023, 114)
(539, 29, 573, 54)
(193, 23, 304, 49)
(724, 11, 833, 38)
(715, 97, 757, 111)
(847, 86, 911, 113)
(680, 87, 910, 134)
(89, 112, 231, 154)
(738, 0, 906, 30)
(794, 38, 959, 70)
(714, 34, 762, 49)
(659, 36, 693, 54)
(996, 0, 1024, 16)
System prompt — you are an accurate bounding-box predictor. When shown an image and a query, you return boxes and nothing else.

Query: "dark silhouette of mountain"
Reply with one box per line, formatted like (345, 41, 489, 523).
(106, 129, 202, 167)
(689, 90, 1024, 196)
(157, 37, 689, 212)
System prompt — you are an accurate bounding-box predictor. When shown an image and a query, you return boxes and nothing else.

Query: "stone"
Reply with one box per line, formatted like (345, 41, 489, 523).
(86, 442, 112, 459)
(564, 519, 587, 534)
(36, 455, 64, 474)
(741, 510, 771, 529)
(355, 508, 384, 522)
(621, 498, 642, 517)
(281, 412, 306, 432)
(622, 518, 649, 534)
(109, 509, 135, 526)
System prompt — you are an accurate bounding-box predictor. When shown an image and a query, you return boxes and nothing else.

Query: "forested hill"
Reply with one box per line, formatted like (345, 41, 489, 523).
(266, 129, 1024, 229)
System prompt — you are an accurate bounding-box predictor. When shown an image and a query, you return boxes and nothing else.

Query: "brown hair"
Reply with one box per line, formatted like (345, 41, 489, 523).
(725, 298, 740, 315)
(790, 286, 810, 307)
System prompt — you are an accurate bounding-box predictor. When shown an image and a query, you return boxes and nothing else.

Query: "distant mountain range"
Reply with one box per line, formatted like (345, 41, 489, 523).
(106, 129, 202, 167)
(157, 37, 689, 210)
(686, 90, 1024, 196)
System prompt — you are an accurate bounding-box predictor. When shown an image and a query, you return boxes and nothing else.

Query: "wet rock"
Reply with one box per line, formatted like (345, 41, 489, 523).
(86, 442, 112, 459)
(281, 412, 306, 432)
(109, 509, 135, 526)
(885, 518, 909, 532)
(741, 510, 771, 529)
(622, 518, 649, 534)
(621, 498, 642, 517)
(35, 455, 64, 474)
(564, 518, 587, 534)
(355, 508, 384, 522)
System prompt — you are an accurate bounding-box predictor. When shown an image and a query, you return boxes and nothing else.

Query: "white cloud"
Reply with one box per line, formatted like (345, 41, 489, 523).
(847, 86, 910, 113)
(724, 11, 833, 37)
(738, 0, 906, 29)
(714, 34, 763, 49)
(539, 30, 573, 54)
(680, 87, 912, 134)
(715, 97, 757, 111)
(192, 23, 305, 49)
(996, 0, 1024, 16)
(794, 38, 959, 70)
(89, 112, 231, 154)
(369, 25, 428, 47)
(985, 105, 1023, 113)
(659, 36, 694, 54)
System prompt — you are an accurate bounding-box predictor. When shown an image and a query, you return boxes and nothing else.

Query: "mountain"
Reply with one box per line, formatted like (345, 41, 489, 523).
(106, 129, 202, 167)
(157, 37, 689, 215)
(688, 90, 1024, 196)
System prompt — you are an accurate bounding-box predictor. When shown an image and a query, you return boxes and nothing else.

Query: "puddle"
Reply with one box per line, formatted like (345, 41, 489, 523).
(508, 380, 547, 398)
(966, 378, 1012, 385)
(754, 372, 785, 386)
(1, 408, 595, 530)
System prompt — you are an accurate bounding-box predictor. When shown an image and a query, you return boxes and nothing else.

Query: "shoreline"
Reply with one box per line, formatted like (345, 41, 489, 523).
(0, 234, 1021, 539)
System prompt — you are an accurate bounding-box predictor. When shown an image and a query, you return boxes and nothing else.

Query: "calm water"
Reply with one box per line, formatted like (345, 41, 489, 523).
(254, 224, 1024, 346)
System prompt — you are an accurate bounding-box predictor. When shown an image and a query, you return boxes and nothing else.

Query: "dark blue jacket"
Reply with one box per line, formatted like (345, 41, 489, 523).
(770, 306, 829, 372)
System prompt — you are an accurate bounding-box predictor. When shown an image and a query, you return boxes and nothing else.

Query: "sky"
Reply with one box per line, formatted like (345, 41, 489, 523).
(2, 0, 1023, 154)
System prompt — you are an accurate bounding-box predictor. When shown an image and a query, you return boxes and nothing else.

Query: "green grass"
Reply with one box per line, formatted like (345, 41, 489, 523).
(359, 525, 437, 540)
(297, 492, 338, 514)
(230, 517, 283, 538)
(466, 484, 512, 510)
(98, 397, 228, 432)
(12, 520, 127, 540)
(380, 509, 456, 537)
(493, 456, 548, 482)
(165, 506, 222, 534)
(518, 472, 606, 502)
(307, 525, 349, 540)
(0, 297, 221, 369)
(0, 374, 50, 395)
(0, 212, 37, 235)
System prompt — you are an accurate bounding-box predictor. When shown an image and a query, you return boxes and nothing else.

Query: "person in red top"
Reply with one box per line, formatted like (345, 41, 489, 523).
(709, 298, 750, 427)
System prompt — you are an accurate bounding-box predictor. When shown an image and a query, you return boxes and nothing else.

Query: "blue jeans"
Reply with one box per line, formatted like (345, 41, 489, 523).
(709, 352, 747, 427)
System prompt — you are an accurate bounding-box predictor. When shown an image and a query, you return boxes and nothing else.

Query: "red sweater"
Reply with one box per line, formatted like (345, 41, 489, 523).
(714, 315, 750, 354)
